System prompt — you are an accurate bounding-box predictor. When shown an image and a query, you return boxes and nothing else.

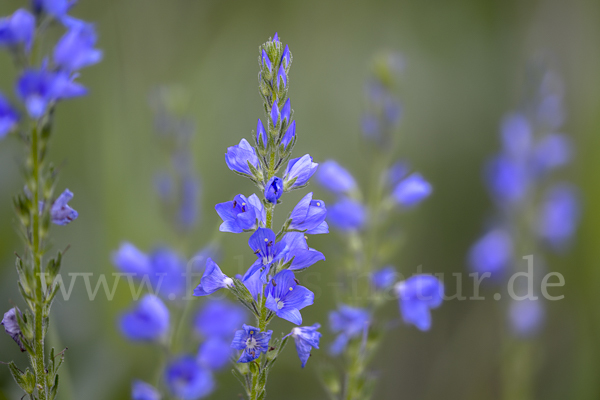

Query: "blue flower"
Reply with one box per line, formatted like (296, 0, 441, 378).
(256, 118, 267, 147)
(112, 242, 151, 276)
(278, 232, 325, 271)
(281, 120, 295, 150)
(193, 258, 233, 296)
(194, 299, 247, 339)
(316, 160, 357, 194)
(197, 337, 231, 370)
(384, 96, 402, 126)
(244, 228, 283, 281)
(537, 183, 580, 249)
(532, 133, 573, 175)
(468, 229, 513, 277)
(0, 93, 19, 139)
(485, 155, 528, 206)
(132, 380, 161, 400)
(286, 323, 321, 368)
(0, 9, 35, 52)
(270, 101, 280, 127)
(231, 324, 273, 363)
(371, 266, 397, 290)
(280, 98, 291, 123)
(329, 305, 370, 356)
(215, 193, 265, 233)
(281, 45, 291, 68)
(272, 32, 279, 43)
(119, 294, 170, 342)
(327, 198, 366, 231)
(508, 299, 545, 338)
(276, 64, 287, 89)
(288, 192, 328, 234)
(1, 308, 25, 352)
(261, 49, 272, 73)
(165, 355, 215, 400)
(149, 247, 187, 299)
(49, 189, 78, 225)
(500, 113, 532, 157)
(386, 160, 410, 187)
(264, 176, 283, 204)
(395, 275, 443, 331)
(32, 0, 77, 18)
(225, 138, 260, 176)
(392, 173, 432, 207)
(283, 154, 318, 190)
(53, 22, 102, 72)
(265, 270, 314, 325)
(240, 270, 263, 301)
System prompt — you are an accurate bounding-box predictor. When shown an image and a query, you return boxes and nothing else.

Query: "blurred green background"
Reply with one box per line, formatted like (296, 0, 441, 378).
(1, 0, 599, 399)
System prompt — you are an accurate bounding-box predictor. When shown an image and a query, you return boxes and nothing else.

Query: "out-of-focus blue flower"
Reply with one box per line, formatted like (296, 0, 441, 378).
(280, 98, 291, 123)
(32, 0, 77, 18)
(395, 275, 443, 331)
(261, 49, 271, 73)
(532, 133, 573, 175)
(149, 247, 188, 299)
(165, 355, 214, 400)
(284, 154, 318, 190)
(316, 160, 357, 194)
(285, 323, 321, 368)
(215, 193, 265, 233)
(270, 101, 280, 127)
(225, 138, 260, 176)
(264, 176, 283, 204)
(500, 113, 532, 157)
(193, 258, 233, 296)
(244, 227, 283, 281)
(132, 380, 161, 400)
(329, 305, 370, 356)
(256, 119, 267, 147)
(0, 93, 19, 139)
(194, 299, 247, 339)
(278, 232, 325, 271)
(327, 198, 366, 231)
(276, 64, 287, 89)
(371, 266, 397, 290)
(392, 173, 432, 208)
(468, 229, 513, 277)
(0, 9, 35, 52)
(281, 45, 291, 68)
(197, 337, 231, 370)
(112, 242, 151, 276)
(178, 174, 200, 230)
(288, 192, 328, 234)
(387, 160, 410, 187)
(485, 155, 528, 206)
(265, 270, 314, 325)
(119, 294, 169, 342)
(508, 299, 545, 338)
(537, 184, 580, 249)
(49, 189, 78, 225)
(1, 308, 25, 352)
(54, 22, 102, 72)
(231, 324, 273, 363)
(281, 120, 295, 150)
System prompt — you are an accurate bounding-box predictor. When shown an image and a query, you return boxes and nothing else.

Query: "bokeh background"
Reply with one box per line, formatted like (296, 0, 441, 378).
(1, 0, 599, 399)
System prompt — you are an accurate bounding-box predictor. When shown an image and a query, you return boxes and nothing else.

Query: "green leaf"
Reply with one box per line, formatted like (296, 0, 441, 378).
(231, 368, 250, 395)
(7, 362, 35, 394)
(49, 374, 59, 400)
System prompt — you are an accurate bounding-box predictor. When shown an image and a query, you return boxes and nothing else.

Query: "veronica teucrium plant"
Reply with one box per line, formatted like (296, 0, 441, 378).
(193, 33, 326, 400)
(316, 53, 444, 400)
(0, 1, 102, 399)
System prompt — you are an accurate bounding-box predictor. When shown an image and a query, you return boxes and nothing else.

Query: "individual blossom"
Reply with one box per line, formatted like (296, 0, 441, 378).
(119, 294, 170, 342)
(270, 100, 280, 128)
(1, 308, 25, 352)
(49, 188, 78, 225)
(532, 133, 573, 175)
(327, 197, 366, 231)
(215, 193, 265, 233)
(468, 229, 513, 277)
(537, 183, 580, 249)
(0, 93, 19, 139)
(132, 380, 161, 400)
(281, 45, 291, 68)
(371, 266, 397, 291)
(283, 154, 318, 190)
(32, 0, 77, 19)
(194, 299, 247, 339)
(225, 138, 260, 176)
(281, 120, 295, 150)
(149, 247, 187, 299)
(391, 173, 432, 208)
(264, 176, 284, 204)
(197, 337, 231, 370)
(287, 192, 328, 234)
(165, 355, 215, 400)
(0, 9, 35, 52)
(231, 324, 273, 363)
(285, 323, 321, 368)
(508, 299, 545, 338)
(280, 98, 291, 122)
(53, 22, 103, 72)
(278, 232, 325, 271)
(484, 155, 529, 206)
(316, 160, 357, 194)
(276, 64, 287, 89)
(265, 270, 314, 325)
(395, 275, 443, 331)
(261, 49, 272, 73)
(256, 118, 267, 147)
(244, 227, 283, 281)
(193, 258, 233, 296)
(329, 305, 370, 356)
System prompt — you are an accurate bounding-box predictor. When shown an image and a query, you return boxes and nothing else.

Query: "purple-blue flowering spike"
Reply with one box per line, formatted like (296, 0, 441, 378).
(281, 98, 291, 122)
(0, 93, 19, 139)
(329, 305, 370, 355)
(317, 160, 357, 194)
(132, 380, 161, 400)
(265, 270, 314, 325)
(395, 275, 443, 331)
(384, 96, 402, 126)
(49, 189, 78, 225)
(537, 183, 580, 249)
(468, 229, 513, 277)
(0, 9, 35, 52)
(270, 101, 280, 127)
(194, 299, 247, 339)
(277, 64, 287, 89)
(281, 44, 291, 67)
(532, 133, 573, 175)
(264, 176, 283, 204)
(261, 49, 272, 73)
(119, 294, 170, 342)
(225, 138, 260, 175)
(361, 114, 379, 139)
(215, 193, 265, 233)
(278, 232, 325, 271)
(286, 323, 321, 368)
(54, 22, 103, 72)
(112, 242, 152, 276)
(371, 266, 397, 290)
(256, 118, 267, 147)
(288, 192, 328, 234)
(281, 120, 295, 149)
(1, 308, 25, 352)
(327, 198, 366, 231)
(392, 173, 432, 208)
(284, 154, 318, 190)
(197, 337, 232, 370)
(194, 258, 233, 296)
(165, 356, 215, 400)
(509, 299, 545, 338)
(501, 113, 532, 157)
(231, 324, 273, 363)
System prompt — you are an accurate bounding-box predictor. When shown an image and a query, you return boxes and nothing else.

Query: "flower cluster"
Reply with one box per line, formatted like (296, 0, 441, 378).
(0, 1, 100, 398)
(468, 67, 580, 337)
(193, 33, 324, 399)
